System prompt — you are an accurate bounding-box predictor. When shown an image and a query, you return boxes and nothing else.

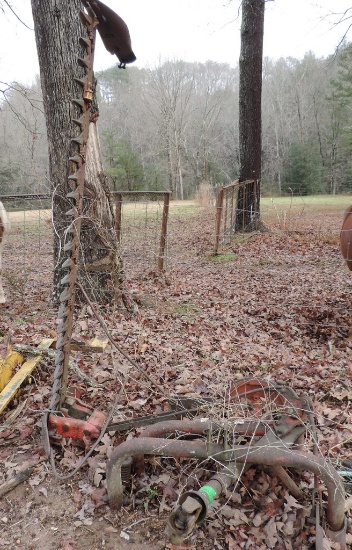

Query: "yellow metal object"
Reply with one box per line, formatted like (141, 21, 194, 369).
(0, 351, 24, 392)
(37, 338, 56, 350)
(37, 336, 109, 353)
(0, 355, 42, 414)
(85, 336, 109, 352)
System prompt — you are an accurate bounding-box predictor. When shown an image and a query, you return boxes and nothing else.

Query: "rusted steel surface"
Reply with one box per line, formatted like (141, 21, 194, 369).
(50, 7, 97, 412)
(235, 444, 345, 534)
(106, 428, 345, 536)
(106, 438, 222, 509)
(44, 3, 137, 425)
(340, 204, 352, 270)
(105, 378, 346, 546)
(140, 418, 270, 439)
(113, 192, 123, 243)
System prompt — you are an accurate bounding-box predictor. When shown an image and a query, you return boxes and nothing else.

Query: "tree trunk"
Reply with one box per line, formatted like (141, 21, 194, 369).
(237, 0, 265, 231)
(81, 123, 125, 299)
(31, 0, 124, 303)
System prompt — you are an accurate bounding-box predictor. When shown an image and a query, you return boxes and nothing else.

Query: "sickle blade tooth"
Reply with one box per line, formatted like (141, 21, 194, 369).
(66, 191, 80, 202)
(72, 98, 85, 110)
(68, 172, 78, 182)
(62, 258, 75, 270)
(69, 154, 82, 164)
(79, 10, 93, 26)
(63, 240, 75, 252)
(78, 57, 89, 69)
(71, 135, 84, 146)
(74, 77, 85, 88)
(79, 36, 91, 49)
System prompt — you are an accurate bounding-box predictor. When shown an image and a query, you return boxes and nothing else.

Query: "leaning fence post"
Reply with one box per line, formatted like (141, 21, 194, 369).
(114, 193, 123, 244)
(214, 185, 224, 255)
(158, 192, 170, 271)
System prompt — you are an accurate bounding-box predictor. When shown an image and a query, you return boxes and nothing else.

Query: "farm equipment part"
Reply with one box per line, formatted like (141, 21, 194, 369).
(46, 390, 212, 447)
(106, 378, 347, 549)
(43, 0, 136, 426)
(0, 340, 41, 414)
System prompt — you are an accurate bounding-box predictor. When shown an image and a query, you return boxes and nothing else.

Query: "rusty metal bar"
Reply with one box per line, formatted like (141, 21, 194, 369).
(158, 191, 170, 271)
(224, 187, 230, 244)
(111, 191, 172, 197)
(139, 418, 269, 439)
(0, 194, 51, 202)
(106, 438, 222, 509)
(165, 441, 346, 546)
(230, 184, 235, 241)
(114, 192, 123, 244)
(52, 7, 97, 410)
(214, 185, 224, 255)
(220, 179, 240, 192)
(235, 445, 345, 534)
(106, 426, 346, 538)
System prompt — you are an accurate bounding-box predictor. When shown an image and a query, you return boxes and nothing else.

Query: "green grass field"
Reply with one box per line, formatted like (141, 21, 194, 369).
(261, 194, 351, 214)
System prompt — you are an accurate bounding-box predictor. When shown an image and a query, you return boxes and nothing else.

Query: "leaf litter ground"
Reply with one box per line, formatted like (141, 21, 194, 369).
(0, 202, 351, 550)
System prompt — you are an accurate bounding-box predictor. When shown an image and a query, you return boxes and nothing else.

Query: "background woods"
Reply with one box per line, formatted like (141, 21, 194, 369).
(3, 45, 352, 198)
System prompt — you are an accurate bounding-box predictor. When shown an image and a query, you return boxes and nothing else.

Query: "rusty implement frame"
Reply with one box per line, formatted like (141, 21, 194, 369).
(106, 378, 348, 549)
(45, 6, 97, 417)
(46, 394, 212, 447)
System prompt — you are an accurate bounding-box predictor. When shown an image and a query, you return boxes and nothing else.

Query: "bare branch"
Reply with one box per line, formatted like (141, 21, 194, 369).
(2, 0, 33, 30)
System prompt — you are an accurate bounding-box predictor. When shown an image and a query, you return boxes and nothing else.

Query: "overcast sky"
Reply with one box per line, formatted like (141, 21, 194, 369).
(1, 0, 352, 85)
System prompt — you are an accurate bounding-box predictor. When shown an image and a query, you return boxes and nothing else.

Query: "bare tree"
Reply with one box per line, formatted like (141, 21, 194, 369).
(143, 61, 195, 200)
(30, 0, 132, 303)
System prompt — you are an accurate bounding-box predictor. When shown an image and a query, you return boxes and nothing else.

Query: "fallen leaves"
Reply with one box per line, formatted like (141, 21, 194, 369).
(1, 207, 351, 550)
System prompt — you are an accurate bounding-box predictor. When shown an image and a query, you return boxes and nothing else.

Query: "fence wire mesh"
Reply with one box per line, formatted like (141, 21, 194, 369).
(0, 193, 351, 549)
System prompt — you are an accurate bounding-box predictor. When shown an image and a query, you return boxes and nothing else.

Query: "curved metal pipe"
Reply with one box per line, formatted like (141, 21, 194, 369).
(222, 446, 345, 533)
(140, 418, 269, 439)
(106, 438, 223, 510)
(106, 435, 345, 535)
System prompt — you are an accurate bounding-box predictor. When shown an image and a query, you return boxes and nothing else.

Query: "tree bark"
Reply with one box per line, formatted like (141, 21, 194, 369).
(237, 0, 265, 231)
(31, 0, 124, 303)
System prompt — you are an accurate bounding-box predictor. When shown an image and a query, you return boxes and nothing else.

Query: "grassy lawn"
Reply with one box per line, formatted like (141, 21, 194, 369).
(261, 194, 351, 214)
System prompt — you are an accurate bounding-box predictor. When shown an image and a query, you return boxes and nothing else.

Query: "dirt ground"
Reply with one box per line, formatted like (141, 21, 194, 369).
(0, 200, 351, 549)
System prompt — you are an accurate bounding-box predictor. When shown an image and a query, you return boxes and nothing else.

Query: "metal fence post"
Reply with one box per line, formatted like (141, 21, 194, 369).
(214, 186, 224, 255)
(114, 193, 123, 244)
(158, 192, 170, 271)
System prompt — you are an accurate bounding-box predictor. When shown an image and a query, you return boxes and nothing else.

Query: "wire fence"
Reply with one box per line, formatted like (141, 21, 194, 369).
(1, 193, 351, 549)
(0, 192, 172, 305)
(112, 191, 170, 274)
(0, 193, 349, 303)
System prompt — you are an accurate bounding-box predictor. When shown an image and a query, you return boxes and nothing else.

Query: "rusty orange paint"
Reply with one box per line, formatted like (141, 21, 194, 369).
(340, 205, 352, 271)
